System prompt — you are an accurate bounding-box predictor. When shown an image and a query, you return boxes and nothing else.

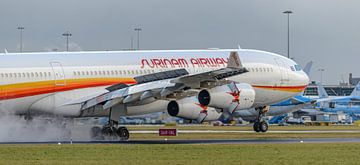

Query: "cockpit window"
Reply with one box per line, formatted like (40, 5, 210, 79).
(294, 65, 302, 71)
(291, 65, 302, 71)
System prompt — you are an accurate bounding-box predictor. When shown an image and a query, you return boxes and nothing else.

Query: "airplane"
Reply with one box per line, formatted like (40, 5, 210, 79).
(0, 49, 309, 140)
(313, 82, 360, 120)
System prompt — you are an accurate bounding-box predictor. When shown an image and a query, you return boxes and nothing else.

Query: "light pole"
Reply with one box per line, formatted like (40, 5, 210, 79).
(318, 68, 325, 84)
(283, 10, 292, 59)
(62, 31, 72, 51)
(17, 27, 25, 52)
(130, 36, 134, 50)
(134, 28, 142, 50)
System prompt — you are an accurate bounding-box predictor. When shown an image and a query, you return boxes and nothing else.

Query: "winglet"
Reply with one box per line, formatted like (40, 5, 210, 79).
(227, 51, 242, 69)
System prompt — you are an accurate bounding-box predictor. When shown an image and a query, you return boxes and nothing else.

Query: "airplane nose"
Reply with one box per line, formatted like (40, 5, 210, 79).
(302, 71, 310, 85)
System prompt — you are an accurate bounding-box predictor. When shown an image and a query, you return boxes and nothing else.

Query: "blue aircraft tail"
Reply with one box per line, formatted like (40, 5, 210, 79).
(350, 82, 360, 97)
(316, 83, 329, 99)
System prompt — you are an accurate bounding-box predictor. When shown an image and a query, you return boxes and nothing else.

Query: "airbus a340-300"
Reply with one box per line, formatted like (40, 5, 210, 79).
(0, 49, 309, 140)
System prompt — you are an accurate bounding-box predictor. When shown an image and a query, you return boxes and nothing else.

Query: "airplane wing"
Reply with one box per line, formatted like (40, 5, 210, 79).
(80, 51, 248, 111)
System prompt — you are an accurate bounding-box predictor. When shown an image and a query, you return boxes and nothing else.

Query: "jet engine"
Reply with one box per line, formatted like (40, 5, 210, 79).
(198, 83, 255, 113)
(167, 96, 221, 123)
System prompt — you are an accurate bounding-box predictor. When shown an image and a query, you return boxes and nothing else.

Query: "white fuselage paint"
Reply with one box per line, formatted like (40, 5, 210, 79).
(0, 49, 309, 117)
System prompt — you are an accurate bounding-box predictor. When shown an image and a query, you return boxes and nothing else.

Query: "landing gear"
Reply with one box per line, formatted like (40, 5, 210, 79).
(90, 122, 130, 141)
(116, 127, 130, 140)
(253, 106, 269, 132)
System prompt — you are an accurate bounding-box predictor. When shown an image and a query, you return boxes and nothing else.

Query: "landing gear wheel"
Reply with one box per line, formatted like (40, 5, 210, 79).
(116, 127, 130, 141)
(259, 121, 268, 132)
(253, 122, 260, 132)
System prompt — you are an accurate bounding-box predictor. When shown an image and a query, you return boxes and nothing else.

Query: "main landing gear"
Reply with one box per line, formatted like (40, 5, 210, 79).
(253, 106, 269, 133)
(90, 121, 130, 141)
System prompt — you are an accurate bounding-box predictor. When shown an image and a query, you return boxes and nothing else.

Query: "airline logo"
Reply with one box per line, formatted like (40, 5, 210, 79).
(141, 57, 228, 68)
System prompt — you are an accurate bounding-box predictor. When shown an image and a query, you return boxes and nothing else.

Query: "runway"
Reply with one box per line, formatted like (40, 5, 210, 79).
(1, 138, 360, 145)
(130, 130, 360, 133)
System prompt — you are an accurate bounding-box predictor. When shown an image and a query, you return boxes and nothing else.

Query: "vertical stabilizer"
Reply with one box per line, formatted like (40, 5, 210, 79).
(303, 61, 313, 76)
(350, 82, 360, 97)
(316, 82, 329, 99)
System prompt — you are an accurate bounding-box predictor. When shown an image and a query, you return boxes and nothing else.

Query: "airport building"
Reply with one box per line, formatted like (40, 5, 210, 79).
(349, 73, 360, 86)
(304, 81, 355, 96)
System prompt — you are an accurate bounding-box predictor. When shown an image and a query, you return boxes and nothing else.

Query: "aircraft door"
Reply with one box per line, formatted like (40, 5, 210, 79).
(274, 58, 289, 85)
(50, 62, 66, 86)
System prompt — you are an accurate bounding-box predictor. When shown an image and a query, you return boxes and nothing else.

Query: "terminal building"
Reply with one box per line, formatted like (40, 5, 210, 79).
(303, 73, 359, 96)
(304, 81, 354, 96)
(349, 73, 360, 86)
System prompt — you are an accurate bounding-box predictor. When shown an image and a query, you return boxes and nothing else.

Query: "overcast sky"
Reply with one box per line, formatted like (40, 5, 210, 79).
(0, 0, 359, 84)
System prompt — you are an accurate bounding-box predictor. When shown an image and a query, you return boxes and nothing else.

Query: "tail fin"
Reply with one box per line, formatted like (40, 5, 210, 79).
(350, 82, 360, 97)
(303, 61, 313, 76)
(316, 82, 328, 99)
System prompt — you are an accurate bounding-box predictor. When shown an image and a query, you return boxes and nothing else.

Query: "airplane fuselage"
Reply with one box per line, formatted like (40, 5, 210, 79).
(0, 49, 309, 117)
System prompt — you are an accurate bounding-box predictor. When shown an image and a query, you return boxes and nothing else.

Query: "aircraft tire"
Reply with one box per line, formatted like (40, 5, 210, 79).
(259, 121, 268, 132)
(116, 127, 130, 141)
(253, 122, 261, 132)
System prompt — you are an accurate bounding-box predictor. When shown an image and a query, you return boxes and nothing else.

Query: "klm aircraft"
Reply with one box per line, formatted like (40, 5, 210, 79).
(315, 82, 360, 120)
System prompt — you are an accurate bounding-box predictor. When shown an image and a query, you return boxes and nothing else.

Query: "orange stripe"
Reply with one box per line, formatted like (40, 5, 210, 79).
(252, 85, 307, 92)
(0, 78, 306, 100)
(0, 78, 136, 100)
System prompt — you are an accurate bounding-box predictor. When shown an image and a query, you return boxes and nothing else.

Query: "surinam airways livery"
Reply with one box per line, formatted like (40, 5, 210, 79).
(0, 49, 309, 140)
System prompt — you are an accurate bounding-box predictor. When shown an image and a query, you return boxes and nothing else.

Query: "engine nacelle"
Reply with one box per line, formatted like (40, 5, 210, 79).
(167, 96, 221, 122)
(198, 83, 255, 110)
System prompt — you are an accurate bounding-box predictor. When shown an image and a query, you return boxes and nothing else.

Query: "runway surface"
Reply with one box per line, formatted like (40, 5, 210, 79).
(131, 130, 360, 133)
(1, 138, 360, 145)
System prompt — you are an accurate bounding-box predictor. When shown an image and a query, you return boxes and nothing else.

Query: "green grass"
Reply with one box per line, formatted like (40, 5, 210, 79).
(1, 143, 360, 164)
(127, 125, 360, 131)
(127, 125, 360, 140)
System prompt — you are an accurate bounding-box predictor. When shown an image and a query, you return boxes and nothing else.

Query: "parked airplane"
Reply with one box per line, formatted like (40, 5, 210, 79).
(0, 49, 309, 140)
(314, 82, 360, 120)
